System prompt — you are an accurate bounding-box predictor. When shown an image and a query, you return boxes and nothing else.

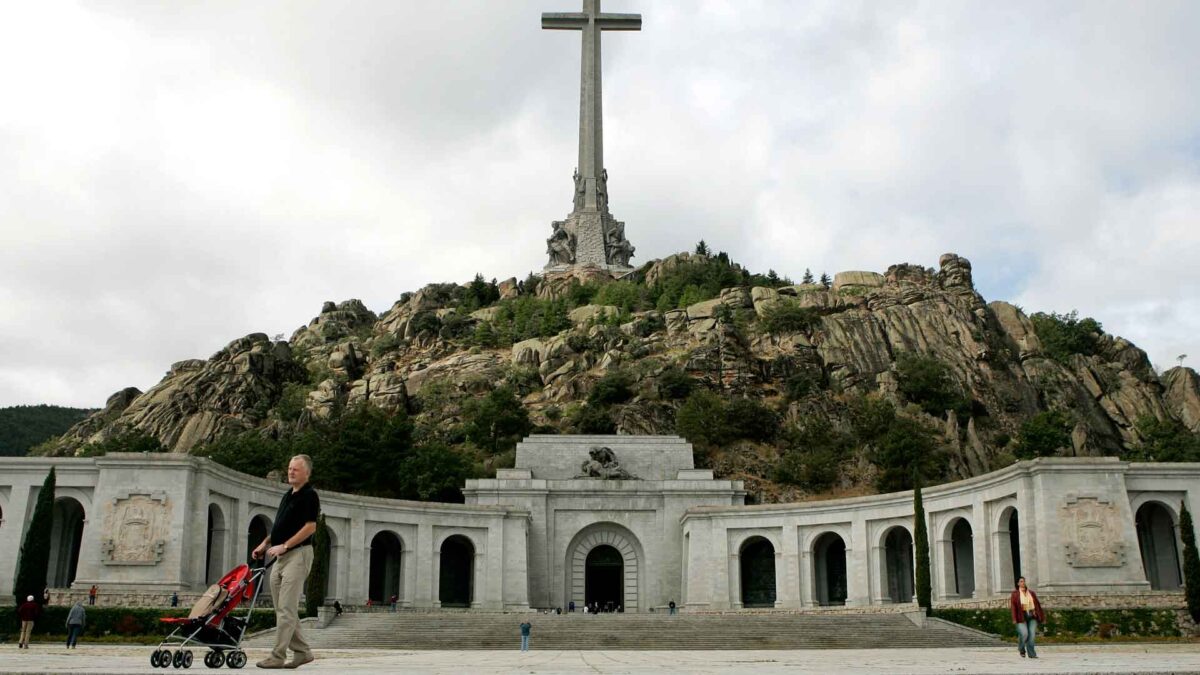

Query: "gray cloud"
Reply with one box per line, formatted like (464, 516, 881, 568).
(1, 0, 1198, 407)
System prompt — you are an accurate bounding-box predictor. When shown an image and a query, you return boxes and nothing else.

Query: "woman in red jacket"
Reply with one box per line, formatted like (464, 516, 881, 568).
(1009, 577, 1045, 658)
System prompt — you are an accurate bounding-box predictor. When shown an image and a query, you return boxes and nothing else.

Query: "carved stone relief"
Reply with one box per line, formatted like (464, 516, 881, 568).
(101, 491, 171, 566)
(1060, 495, 1125, 568)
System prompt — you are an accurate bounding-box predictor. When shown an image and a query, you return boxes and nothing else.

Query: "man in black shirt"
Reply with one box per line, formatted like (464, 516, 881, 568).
(252, 454, 320, 669)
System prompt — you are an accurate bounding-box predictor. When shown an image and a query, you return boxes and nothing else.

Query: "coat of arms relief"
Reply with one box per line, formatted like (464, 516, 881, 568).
(1060, 495, 1125, 567)
(101, 491, 171, 566)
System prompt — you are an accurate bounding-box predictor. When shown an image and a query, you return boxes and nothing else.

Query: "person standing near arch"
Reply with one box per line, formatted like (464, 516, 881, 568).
(252, 454, 321, 669)
(519, 619, 532, 652)
(1009, 576, 1045, 659)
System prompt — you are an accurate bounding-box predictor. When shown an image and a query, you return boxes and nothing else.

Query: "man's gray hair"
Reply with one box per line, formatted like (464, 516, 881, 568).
(291, 454, 313, 474)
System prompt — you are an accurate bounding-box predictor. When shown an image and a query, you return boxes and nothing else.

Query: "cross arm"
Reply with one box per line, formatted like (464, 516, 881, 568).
(542, 13, 588, 30)
(595, 13, 641, 30)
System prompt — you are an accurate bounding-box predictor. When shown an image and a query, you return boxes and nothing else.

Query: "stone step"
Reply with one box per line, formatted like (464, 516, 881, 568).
(246, 612, 1002, 650)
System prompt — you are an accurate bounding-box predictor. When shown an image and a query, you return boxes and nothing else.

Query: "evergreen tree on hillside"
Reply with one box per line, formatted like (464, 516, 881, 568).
(802, 269, 814, 284)
(819, 272, 831, 288)
(694, 240, 710, 256)
(14, 467, 55, 603)
(913, 475, 932, 612)
(1181, 502, 1200, 622)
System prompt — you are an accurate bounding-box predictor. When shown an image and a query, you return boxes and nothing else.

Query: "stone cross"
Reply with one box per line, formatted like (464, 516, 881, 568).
(542, 0, 639, 270)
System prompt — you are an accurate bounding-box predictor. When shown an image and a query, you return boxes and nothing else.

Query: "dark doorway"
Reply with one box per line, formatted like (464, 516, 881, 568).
(585, 545, 624, 610)
(884, 527, 914, 603)
(1008, 509, 1022, 584)
(247, 515, 271, 565)
(739, 537, 777, 607)
(814, 532, 847, 606)
(1137, 503, 1182, 590)
(439, 535, 474, 607)
(951, 519, 975, 597)
(369, 531, 403, 603)
(206, 504, 227, 584)
(49, 498, 85, 587)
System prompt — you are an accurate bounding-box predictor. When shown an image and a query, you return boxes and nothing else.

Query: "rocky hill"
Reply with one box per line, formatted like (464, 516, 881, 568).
(38, 252, 1200, 501)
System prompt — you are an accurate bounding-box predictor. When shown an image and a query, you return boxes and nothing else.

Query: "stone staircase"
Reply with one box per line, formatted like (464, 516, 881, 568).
(246, 611, 1002, 650)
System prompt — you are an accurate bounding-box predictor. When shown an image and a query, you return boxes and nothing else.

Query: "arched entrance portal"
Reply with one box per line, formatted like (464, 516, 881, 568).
(813, 532, 847, 606)
(884, 527, 914, 603)
(740, 537, 777, 608)
(206, 504, 227, 584)
(439, 535, 474, 608)
(1136, 503, 1182, 590)
(950, 518, 975, 597)
(247, 515, 271, 565)
(369, 531, 403, 603)
(567, 524, 642, 612)
(48, 498, 85, 587)
(585, 545, 623, 611)
(995, 507, 1021, 591)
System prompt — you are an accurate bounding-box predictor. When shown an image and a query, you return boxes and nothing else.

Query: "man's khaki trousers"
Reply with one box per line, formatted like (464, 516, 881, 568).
(270, 546, 314, 661)
(18, 620, 33, 646)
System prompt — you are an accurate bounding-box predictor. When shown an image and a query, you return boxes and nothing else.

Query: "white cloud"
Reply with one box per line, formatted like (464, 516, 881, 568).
(1, 0, 1198, 407)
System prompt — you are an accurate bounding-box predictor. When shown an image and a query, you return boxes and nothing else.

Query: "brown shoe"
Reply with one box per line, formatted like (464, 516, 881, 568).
(285, 653, 314, 669)
(256, 657, 287, 669)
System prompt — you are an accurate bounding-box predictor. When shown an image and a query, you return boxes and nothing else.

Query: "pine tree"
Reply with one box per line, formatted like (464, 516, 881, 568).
(913, 475, 932, 612)
(694, 240, 710, 256)
(304, 515, 331, 617)
(819, 272, 831, 289)
(802, 268, 814, 285)
(14, 467, 55, 604)
(1181, 502, 1200, 622)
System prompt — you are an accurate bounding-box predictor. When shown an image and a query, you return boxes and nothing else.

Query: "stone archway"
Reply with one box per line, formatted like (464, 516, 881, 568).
(369, 531, 404, 603)
(585, 545, 623, 611)
(739, 536, 777, 608)
(949, 518, 975, 597)
(1137, 502, 1182, 590)
(995, 506, 1021, 592)
(48, 497, 85, 587)
(566, 524, 642, 612)
(205, 504, 228, 584)
(439, 535, 475, 608)
(813, 532, 847, 606)
(883, 526, 914, 603)
(247, 515, 272, 565)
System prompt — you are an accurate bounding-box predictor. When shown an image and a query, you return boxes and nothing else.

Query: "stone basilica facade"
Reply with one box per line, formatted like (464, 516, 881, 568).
(0, 435, 1196, 611)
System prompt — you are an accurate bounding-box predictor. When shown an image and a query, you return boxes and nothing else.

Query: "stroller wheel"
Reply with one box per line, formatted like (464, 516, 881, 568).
(157, 649, 173, 668)
(172, 650, 184, 668)
(182, 650, 194, 668)
(225, 650, 247, 669)
(204, 651, 226, 668)
(150, 650, 162, 667)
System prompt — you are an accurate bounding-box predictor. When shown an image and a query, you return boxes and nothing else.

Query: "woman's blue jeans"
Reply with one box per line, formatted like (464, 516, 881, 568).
(1016, 617, 1038, 657)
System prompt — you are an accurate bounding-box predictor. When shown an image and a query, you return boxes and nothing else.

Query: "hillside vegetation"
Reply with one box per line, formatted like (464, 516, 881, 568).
(0, 405, 94, 456)
(34, 248, 1200, 503)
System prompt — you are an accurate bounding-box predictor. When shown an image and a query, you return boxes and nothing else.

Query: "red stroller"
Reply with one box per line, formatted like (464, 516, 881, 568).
(150, 560, 272, 669)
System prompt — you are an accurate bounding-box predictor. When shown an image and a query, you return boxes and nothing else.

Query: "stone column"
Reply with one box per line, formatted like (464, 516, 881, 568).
(417, 522, 434, 609)
(0, 483, 31, 599)
(972, 499, 989, 598)
(728, 551, 742, 609)
(848, 518, 870, 606)
(779, 524, 800, 608)
(347, 515, 366, 604)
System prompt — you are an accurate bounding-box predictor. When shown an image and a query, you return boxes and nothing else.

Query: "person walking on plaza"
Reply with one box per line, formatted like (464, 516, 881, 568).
(390, 594, 398, 612)
(252, 454, 321, 669)
(1009, 576, 1045, 659)
(170, 592, 179, 607)
(519, 620, 532, 652)
(88, 585, 97, 606)
(668, 600, 676, 615)
(66, 601, 86, 648)
(17, 595, 40, 648)
(333, 600, 343, 617)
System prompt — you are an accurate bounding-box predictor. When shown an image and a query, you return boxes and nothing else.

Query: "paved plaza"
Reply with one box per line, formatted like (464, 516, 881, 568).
(2, 644, 1200, 674)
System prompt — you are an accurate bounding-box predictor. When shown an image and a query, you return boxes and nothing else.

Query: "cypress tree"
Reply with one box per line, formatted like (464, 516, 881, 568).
(14, 467, 56, 604)
(913, 475, 932, 612)
(1181, 502, 1200, 622)
(304, 515, 330, 617)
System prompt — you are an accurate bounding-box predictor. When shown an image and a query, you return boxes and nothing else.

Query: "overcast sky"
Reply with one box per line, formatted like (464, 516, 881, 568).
(2, 0, 1198, 409)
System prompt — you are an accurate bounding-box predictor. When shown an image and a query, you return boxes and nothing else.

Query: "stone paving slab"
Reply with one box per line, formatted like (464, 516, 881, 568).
(2, 644, 1200, 674)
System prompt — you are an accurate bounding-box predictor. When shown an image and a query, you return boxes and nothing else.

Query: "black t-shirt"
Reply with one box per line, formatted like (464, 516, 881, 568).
(270, 483, 320, 549)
